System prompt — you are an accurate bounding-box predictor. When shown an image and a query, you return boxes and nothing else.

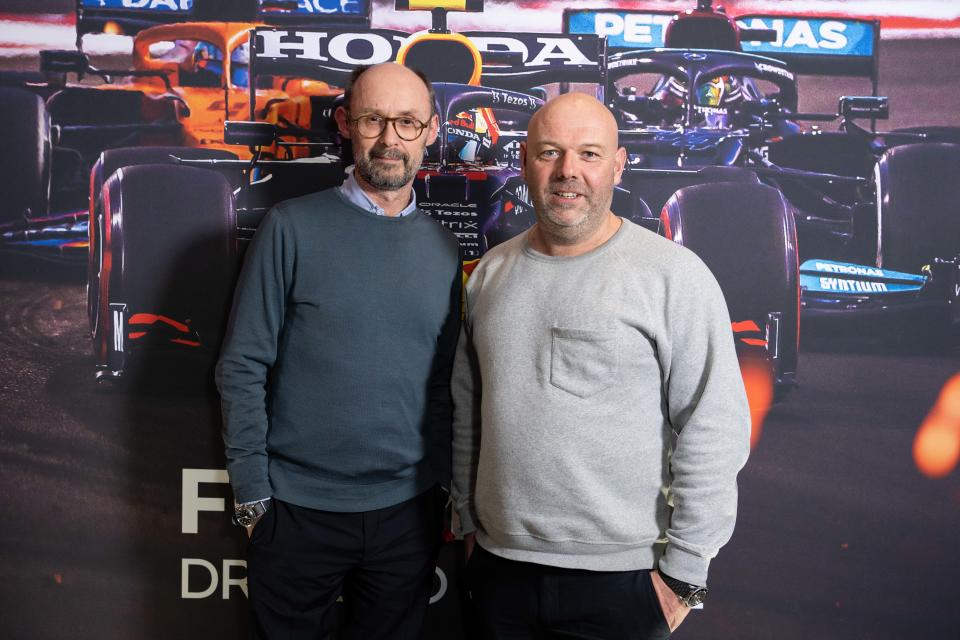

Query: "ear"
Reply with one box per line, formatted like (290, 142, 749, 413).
(613, 146, 626, 185)
(425, 113, 440, 146)
(519, 141, 528, 180)
(334, 105, 351, 139)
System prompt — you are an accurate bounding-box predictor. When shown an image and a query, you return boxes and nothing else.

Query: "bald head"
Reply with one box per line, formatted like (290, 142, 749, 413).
(344, 63, 435, 117)
(521, 93, 626, 255)
(528, 93, 619, 146)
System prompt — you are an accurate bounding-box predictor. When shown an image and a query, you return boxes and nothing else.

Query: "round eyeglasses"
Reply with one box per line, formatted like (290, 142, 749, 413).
(349, 113, 430, 141)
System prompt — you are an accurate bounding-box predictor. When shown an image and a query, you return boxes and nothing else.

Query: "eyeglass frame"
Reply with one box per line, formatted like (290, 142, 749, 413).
(346, 112, 432, 141)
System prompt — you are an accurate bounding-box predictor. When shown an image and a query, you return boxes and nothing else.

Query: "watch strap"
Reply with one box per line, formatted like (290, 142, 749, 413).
(232, 499, 270, 528)
(658, 571, 708, 607)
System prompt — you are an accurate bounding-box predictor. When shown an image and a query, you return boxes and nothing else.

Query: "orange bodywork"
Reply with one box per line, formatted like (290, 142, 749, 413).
(92, 22, 343, 158)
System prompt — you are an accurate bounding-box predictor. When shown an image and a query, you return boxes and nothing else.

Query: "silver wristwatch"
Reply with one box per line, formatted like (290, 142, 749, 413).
(232, 500, 270, 528)
(659, 572, 709, 607)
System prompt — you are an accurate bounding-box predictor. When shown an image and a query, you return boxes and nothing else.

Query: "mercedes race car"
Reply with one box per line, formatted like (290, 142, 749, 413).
(562, 1, 960, 379)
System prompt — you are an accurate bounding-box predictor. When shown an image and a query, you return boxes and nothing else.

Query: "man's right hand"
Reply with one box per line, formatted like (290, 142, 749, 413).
(463, 532, 476, 561)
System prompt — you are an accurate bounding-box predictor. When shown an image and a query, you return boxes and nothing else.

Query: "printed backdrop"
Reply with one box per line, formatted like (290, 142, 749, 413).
(0, 1, 958, 639)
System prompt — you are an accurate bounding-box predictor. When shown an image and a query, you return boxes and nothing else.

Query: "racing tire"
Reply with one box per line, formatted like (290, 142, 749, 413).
(88, 146, 237, 354)
(621, 165, 760, 218)
(875, 142, 960, 273)
(97, 163, 236, 387)
(0, 88, 51, 224)
(663, 181, 799, 389)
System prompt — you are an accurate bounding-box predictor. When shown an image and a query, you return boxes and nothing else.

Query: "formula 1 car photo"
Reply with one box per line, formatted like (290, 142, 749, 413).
(0, 0, 361, 261)
(77, 1, 804, 389)
(82, 0, 959, 393)
(562, 0, 960, 381)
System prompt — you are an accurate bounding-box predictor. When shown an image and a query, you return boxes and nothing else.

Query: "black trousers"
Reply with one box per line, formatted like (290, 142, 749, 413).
(466, 545, 671, 640)
(246, 486, 444, 640)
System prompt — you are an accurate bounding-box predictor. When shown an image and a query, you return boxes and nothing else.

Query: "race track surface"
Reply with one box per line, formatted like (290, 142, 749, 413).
(1, 38, 959, 640)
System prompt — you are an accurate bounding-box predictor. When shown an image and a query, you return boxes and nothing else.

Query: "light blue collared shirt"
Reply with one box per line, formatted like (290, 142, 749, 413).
(337, 166, 418, 217)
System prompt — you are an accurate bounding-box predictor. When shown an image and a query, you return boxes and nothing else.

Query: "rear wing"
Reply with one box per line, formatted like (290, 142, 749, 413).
(256, 0, 370, 28)
(563, 9, 676, 50)
(77, 0, 197, 37)
(734, 15, 879, 89)
(249, 27, 603, 102)
(564, 9, 879, 93)
(77, 0, 371, 37)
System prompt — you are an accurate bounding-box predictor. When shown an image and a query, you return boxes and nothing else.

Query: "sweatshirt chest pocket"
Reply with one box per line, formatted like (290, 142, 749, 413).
(550, 328, 620, 398)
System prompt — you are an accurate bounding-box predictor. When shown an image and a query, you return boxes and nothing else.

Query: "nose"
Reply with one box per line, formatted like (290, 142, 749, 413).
(553, 150, 578, 181)
(378, 119, 402, 146)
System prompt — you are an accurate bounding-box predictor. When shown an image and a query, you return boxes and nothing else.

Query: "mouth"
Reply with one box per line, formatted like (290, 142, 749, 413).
(551, 191, 582, 200)
(371, 150, 407, 164)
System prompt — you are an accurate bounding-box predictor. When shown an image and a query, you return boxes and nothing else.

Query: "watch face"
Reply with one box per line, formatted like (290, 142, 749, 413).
(684, 588, 708, 607)
(234, 506, 255, 528)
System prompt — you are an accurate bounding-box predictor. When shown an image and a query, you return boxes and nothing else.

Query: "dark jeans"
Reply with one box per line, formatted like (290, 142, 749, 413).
(246, 486, 445, 640)
(466, 545, 671, 640)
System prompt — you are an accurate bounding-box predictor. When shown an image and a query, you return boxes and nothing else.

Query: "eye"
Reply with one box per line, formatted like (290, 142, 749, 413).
(396, 117, 419, 128)
(581, 150, 600, 160)
(539, 149, 559, 159)
(363, 114, 384, 125)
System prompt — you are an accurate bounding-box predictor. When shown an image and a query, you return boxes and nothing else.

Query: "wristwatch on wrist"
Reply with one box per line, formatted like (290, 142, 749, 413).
(659, 571, 709, 607)
(232, 500, 269, 528)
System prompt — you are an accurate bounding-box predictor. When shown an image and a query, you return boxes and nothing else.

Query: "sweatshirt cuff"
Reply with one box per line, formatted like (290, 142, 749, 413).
(658, 544, 711, 587)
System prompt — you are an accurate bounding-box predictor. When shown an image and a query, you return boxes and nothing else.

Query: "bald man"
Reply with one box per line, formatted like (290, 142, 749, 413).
(451, 93, 750, 639)
(218, 63, 462, 639)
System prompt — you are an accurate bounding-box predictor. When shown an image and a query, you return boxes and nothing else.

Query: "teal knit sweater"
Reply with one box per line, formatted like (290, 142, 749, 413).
(217, 188, 462, 511)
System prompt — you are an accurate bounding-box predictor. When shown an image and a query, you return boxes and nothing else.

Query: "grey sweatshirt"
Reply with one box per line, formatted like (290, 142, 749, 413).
(451, 220, 750, 585)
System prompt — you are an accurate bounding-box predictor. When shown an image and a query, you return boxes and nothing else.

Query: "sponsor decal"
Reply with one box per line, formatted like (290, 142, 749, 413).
(257, 30, 407, 65)
(82, 0, 193, 9)
(469, 35, 596, 67)
(606, 57, 641, 71)
(693, 104, 728, 116)
(735, 17, 875, 57)
(565, 10, 672, 48)
(258, 0, 364, 16)
(489, 91, 538, 109)
(419, 202, 479, 215)
(512, 182, 530, 206)
(818, 277, 888, 293)
(801, 259, 927, 283)
(814, 261, 884, 277)
(446, 126, 482, 141)
(500, 139, 522, 161)
(754, 62, 795, 81)
(258, 31, 595, 69)
(438, 221, 479, 230)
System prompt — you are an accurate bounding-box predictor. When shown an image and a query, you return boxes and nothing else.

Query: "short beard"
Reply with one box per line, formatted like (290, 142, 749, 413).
(532, 181, 611, 245)
(355, 146, 416, 191)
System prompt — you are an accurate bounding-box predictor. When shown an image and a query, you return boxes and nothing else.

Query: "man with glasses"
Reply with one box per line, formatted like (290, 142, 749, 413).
(217, 63, 461, 640)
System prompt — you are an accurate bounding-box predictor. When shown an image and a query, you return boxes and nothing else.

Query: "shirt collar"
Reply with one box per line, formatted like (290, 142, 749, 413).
(338, 166, 417, 217)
